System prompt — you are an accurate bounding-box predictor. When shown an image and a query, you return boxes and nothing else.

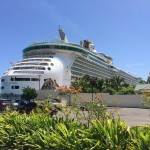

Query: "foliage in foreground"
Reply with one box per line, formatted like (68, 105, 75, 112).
(142, 92, 150, 108)
(0, 110, 150, 150)
(130, 126, 150, 150)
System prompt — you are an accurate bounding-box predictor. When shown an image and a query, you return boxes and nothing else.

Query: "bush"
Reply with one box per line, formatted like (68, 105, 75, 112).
(2, 111, 149, 149)
(21, 87, 37, 101)
(142, 92, 150, 108)
(130, 126, 150, 150)
(0, 97, 150, 149)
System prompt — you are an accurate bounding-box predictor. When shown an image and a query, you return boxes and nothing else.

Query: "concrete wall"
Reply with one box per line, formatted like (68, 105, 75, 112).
(37, 90, 70, 107)
(37, 90, 60, 100)
(37, 90, 146, 108)
(70, 93, 146, 108)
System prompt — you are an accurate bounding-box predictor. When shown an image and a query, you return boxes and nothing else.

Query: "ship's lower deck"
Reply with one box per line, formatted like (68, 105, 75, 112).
(1, 47, 140, 98)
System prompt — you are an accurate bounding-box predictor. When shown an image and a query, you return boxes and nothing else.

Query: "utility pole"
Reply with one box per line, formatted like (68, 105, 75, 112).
(90, 77, 96, 101)
(38, 75, 41, 90)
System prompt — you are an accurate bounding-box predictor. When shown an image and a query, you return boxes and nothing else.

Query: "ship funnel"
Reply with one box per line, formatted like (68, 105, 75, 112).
(58, 26, 68, 43)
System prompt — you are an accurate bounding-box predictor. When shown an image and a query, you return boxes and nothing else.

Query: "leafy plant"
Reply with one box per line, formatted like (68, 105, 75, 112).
(89, 113, 131, 150)
(21, 86, 37, 101)
(0, 96, 150, 149)
(142, 92, 150, 108)
(130, 126, 150, 150)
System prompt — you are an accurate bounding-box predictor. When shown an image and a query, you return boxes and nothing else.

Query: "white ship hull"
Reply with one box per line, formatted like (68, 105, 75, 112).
(1, 52, 75, 95)
(1, 27, 141, 98)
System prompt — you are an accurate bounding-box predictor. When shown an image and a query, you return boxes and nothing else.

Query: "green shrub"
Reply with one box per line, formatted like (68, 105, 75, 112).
(0, 111, 82, 149)
(0, 102, 150, 149)
(88, 113, 131, 150)
(142, 92, 150, 108)
(130, 126, 150, 150)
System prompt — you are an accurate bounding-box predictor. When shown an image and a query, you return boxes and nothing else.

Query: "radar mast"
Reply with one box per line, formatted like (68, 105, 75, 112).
(58, 26, 68, 43)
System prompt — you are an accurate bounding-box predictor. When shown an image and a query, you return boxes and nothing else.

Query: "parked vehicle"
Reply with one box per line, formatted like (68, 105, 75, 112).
(0, 99, 13, 111)
(17, 100, 37, 114)
(12, 100, 22, 108)
(49, 99, 62, 105)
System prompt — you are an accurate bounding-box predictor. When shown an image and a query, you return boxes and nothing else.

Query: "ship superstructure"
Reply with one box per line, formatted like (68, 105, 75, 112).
(1, 27, 140, 98)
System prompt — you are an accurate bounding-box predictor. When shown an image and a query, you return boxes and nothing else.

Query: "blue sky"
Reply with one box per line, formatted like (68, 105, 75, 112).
(0, 0, 150, 81)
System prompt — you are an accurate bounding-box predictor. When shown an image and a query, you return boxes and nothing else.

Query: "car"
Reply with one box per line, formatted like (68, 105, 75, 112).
(16, 100, 37, 114)
(12, 100, 22, 107)
(49, 98, 63, 109)
(0, 99, 13, 111)
(49, 99, 62, 105)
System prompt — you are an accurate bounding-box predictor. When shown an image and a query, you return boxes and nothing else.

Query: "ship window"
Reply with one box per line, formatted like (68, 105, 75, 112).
(15, 86, 19, 89)
(13, 71, 44, 74)
(15, 78, 30, 81)
(31, 78, 39, 81)
(1, 79, 5, 82)
(21, 60, 29, 62)
(13, 66, 46, 70)
(51, 63, 54, 66)
(40, 63, 49, 66)
(47, 67, 51, 70)
(12, 86, 19, 89)
(13, 67, 20, 70)
(16, 63, 49, 66)
(37, 67, 45, 70)
(1, 86, 4, 89)
(44, 59, 51, 62)
(11, 77, 14, 81)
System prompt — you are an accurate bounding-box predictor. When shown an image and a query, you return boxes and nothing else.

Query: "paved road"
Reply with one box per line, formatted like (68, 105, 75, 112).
(60, 107, 150, 127)
(108, 108, 150, 126)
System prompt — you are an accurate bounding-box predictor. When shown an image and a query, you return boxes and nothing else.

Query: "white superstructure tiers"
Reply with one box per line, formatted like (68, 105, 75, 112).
(1, 27, 141, 96)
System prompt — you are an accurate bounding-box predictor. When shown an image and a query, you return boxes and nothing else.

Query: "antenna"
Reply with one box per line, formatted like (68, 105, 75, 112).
(58, 25, 68, 43)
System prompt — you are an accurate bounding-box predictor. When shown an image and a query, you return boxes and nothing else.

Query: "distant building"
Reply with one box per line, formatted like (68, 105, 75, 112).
(147, 72, 150, 83)
(135, 84, 150, 94)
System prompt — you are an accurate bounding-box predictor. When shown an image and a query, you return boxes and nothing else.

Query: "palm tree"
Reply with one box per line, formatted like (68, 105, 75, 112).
(104, 78, 111, 89)
(110, 76, 125, 92)
(82, 74, 90, 81)
(147, 77, 150, 84)
(96, 78, 105, 93)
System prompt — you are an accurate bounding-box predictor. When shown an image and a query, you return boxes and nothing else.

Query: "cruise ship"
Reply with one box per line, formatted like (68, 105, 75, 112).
(1, 27, 140, 97)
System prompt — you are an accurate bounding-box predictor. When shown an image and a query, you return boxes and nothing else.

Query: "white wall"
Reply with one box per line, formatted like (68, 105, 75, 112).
(37, 90, 147, 108)
(70, 93, 146, 108)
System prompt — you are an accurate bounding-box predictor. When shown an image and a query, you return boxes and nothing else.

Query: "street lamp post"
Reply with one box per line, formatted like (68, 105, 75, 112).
(38, 75, 41, 90)
(90, 77, 96, 101)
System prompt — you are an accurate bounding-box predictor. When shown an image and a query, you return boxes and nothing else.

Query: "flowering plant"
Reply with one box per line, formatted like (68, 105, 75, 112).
(57, 85, 82, 95)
